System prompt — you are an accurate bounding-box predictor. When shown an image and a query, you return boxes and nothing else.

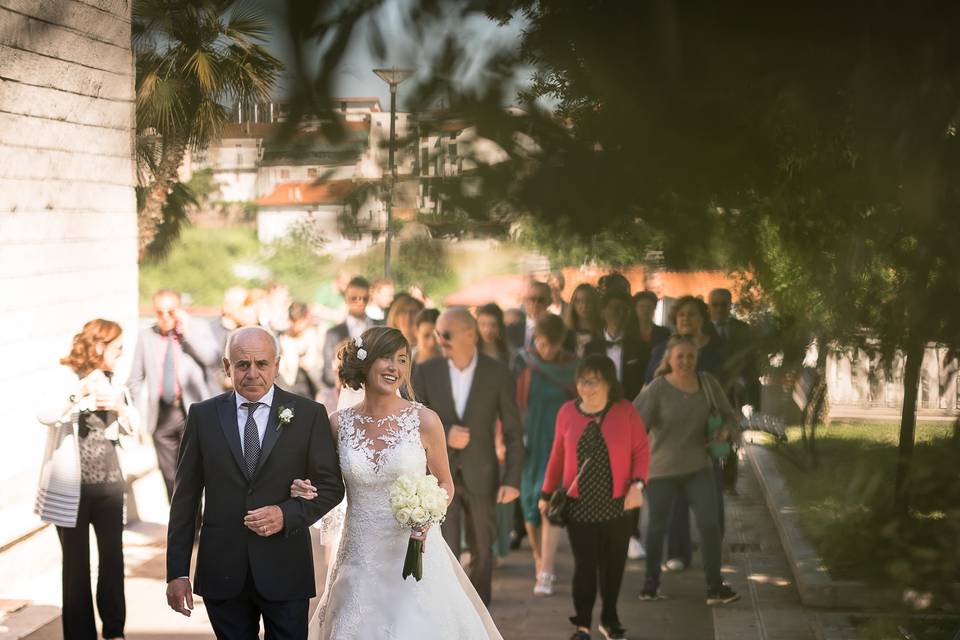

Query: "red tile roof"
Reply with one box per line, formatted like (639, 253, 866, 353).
(254, 180, 357, 207)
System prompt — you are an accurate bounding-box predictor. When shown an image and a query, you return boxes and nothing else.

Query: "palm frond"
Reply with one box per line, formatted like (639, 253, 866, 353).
(225, 0, 271, 43)
(185, 48, 221, 93)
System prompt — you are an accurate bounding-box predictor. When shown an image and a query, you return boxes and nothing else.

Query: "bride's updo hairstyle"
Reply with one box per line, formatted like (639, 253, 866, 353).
(337, 326, 412, 392)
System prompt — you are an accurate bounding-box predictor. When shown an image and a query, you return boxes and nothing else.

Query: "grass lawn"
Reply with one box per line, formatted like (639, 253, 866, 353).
(850, 614, 960, 640)
(765, 421, 960, 597)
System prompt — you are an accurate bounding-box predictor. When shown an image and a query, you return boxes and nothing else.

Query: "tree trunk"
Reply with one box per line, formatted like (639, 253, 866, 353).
(894, 337, 925, 519)
(139, 136, 188, 261)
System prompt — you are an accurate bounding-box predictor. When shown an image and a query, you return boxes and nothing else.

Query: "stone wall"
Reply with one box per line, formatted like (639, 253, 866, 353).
(0, 0, 138, 545)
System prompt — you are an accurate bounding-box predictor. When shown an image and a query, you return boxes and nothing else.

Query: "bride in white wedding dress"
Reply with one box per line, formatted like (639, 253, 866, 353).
(292, 327, 502, 640)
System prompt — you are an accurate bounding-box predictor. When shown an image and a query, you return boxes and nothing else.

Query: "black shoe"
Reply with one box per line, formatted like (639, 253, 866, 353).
(639, 578, 664, 601)
(706, 584, 741, 606)
(599, 624, 627, 639)
(569, 629, 591, 640)
(508, 530, 523, 551)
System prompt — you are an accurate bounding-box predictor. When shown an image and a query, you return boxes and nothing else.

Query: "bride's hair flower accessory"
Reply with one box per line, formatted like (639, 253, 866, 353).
(354, 336, 368, 360)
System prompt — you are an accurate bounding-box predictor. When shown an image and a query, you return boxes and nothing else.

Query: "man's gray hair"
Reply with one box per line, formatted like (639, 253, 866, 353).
(225, 326, 281, 361)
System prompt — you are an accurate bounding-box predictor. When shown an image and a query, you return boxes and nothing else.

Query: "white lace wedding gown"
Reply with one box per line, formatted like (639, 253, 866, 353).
(309, 402, 502, 640)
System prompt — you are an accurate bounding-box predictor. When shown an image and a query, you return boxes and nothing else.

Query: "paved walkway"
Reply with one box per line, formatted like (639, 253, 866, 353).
(7, 454, 821, 640)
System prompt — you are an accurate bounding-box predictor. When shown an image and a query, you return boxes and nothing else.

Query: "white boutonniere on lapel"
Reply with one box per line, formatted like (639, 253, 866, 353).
(277, 404, 295, 432)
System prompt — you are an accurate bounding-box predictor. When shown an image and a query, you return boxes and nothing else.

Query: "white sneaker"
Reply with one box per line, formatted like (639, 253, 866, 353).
(533, 572, 555, 596)
(662, 558, 687, 572)
(627, 537, 646, 560)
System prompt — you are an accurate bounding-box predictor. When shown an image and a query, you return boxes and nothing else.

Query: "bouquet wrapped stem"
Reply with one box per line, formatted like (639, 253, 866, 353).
(390, 474, 448, 582)
(402, 529, 425, 581)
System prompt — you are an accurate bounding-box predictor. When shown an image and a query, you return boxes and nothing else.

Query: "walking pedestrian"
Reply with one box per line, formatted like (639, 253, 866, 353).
(37, 319, 139, 640)
(563, 283, 602, 358)
(540, 354, 649, 640)
(127, 289, 218, 501)
(515, 314, 577, 596)
(634, 335, 740, 606)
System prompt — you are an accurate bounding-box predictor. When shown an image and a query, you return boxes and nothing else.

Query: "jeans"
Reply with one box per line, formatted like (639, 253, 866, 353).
(645, 466, 723, 591)
(663, 459, 726, 565)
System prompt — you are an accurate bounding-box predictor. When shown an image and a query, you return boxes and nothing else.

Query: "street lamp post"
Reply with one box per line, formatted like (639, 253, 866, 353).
(373, 67, 414, 279)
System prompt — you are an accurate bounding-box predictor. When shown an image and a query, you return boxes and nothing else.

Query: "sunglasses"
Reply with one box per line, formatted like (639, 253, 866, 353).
(435, 329, 453, 342)
(347, 295, 369, 303)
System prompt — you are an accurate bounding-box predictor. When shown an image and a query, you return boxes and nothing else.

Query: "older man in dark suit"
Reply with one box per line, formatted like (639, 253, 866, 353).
(165, 326, 344, 639)
(412, 307, 524, 605)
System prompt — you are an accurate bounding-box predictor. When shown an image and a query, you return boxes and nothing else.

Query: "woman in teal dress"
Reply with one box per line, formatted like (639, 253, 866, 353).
(515, 313, 577, 596)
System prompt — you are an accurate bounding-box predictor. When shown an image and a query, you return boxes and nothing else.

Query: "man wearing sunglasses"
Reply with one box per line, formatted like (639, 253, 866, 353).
(321, 276, 379, 391)
(412, 307, 524, 606)
(506, 280, 553, 351)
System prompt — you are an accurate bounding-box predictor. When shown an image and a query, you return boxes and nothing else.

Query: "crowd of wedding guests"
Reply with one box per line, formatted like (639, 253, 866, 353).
(36, 269, 760, 640)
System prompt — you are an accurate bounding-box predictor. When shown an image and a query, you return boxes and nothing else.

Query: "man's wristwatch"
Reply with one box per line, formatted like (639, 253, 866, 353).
(632, 480, 646, 491)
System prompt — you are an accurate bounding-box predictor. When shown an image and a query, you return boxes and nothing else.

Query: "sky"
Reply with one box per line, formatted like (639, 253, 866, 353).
(258, 1, 530, 109)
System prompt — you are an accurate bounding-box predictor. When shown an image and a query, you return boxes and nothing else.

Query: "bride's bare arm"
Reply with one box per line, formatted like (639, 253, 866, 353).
(290, 411, 340, 500)
(420, 408, 455, 505)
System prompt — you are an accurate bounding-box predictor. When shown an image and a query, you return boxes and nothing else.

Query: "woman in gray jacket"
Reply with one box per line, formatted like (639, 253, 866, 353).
(633, 334, 739, 606)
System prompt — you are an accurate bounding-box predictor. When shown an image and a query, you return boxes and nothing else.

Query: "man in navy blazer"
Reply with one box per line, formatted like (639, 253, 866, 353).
(165, 327, 344, 639)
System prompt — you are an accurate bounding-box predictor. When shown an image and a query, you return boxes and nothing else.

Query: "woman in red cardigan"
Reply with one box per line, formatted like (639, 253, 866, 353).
(538, 354, 649, 640)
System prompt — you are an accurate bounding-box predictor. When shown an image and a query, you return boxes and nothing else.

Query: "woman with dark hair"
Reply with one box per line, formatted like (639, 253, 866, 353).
(634, 335, 740, 606)
(291, 326, 505, 638)
(37, 319, 139, 640)
(412, 308, 441, 365)
(515, 314, 577, 596)
(563, 284, 602, 358)
(539, 355, 649, 640)
(476, 303, 512, 363)
(644, 295, 727, 383)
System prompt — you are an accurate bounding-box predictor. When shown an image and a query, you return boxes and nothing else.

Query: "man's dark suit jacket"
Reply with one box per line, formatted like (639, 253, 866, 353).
(585, 333, 646, 403)
(411, 354, 524, 496)
(717, 317, 761, 408)
(166, 386, 344, 601)
(505, 314, 527, 352)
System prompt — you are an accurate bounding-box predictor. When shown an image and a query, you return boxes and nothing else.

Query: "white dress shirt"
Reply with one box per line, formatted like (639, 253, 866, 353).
(524, 316, 537, 349)
(604, 330, 625, 382)
(346, 314, 370, 339)
(448, 350, 479, 420)
(236, 384, 275, 455)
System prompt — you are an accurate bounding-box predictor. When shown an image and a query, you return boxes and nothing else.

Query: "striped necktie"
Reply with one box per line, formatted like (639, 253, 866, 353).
(242, 402, 262, 476)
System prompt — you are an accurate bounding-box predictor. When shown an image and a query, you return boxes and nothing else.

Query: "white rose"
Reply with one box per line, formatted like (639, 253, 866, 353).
(396, 475, 417, 494)
(390, 495, 406, 510)
(279, 408, 294, 422)
(396, 508, 412, 526)
(410, 507, 428, 525)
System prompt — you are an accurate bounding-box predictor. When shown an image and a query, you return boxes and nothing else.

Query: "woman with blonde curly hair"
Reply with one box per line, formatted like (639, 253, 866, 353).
(37, 319, 139, 640)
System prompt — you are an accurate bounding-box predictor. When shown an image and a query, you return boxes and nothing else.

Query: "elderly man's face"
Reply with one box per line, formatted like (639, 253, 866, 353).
(154, 294, 180, 334)
(709, 293, 732, 322)
(524, 284, 550, 321)
(225, 329, 279, 402)
(436, 314, 476, 362)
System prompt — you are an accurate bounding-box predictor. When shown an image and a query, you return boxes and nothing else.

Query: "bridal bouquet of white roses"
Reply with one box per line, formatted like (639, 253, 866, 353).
(389, 474, 448, 581)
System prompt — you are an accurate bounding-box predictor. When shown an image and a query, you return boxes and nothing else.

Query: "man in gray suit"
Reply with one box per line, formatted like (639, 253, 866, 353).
(128, 289, 219, 500)
(411, 307, 524, 605)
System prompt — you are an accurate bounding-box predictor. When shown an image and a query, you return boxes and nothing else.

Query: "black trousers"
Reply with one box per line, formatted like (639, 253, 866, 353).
(566, 514, 632, 630)
(441, 473, 495, 605)
(56, 490, 125, 640)
(154, 400, 186, 501)
(204, 567, 309, 640)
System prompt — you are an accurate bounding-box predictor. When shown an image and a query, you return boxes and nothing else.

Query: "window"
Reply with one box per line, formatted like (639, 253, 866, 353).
(421, 149, 429, 175)
(307, 168, 318, 178)
(448, 143, 457, 157)
(280, 169, 290, 179)
(236, 153, 243, 166)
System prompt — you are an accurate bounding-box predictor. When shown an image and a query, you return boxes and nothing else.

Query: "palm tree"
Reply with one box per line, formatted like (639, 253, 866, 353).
(134, 0, 282, 260)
